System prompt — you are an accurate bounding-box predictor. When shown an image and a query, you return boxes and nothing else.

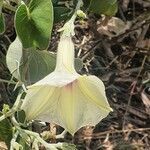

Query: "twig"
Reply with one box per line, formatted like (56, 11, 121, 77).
(76, 128, 150, 140)
(137, 55, 147, 78)
(122, 53, 147, 129)
(56, 130, 67, 139)
(122, 81, 137, 129)
(112, 20, 150, 43)
(81, 40, 101, 61)
(77, 36, 87, 57)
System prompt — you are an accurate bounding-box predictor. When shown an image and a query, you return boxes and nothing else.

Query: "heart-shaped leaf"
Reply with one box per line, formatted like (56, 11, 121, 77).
(15, 0, 53, 49)
(6, 38, 83, 84)
(6, 38, 56, 84)
(24, 50, 83, 84)
(24, 49, 56, 84)
(6, 37, 23, 80)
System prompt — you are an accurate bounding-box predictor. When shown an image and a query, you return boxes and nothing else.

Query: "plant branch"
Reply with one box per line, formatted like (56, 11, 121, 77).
(24, 130, 63, 149)
(0, 91, 23, 121)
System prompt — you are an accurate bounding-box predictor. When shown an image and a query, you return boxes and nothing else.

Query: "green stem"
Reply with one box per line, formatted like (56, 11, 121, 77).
(24, 130, 63, 149)
(0, 91, 23, 122)
(58, 0, 83, 36)
(10, 131, 20, 150)
(11, 116, 20, 127)
(75, 0, 83, 11)
(11, 116, 64, 149)
(70, 0, 83, 21)
(32, 139, 39, 150)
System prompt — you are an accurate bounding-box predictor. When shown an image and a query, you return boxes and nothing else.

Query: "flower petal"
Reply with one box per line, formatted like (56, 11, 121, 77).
(30, 71, 79, 87)
(55, 36, 76, 73)
(77, 75, 113, 112)
(54, 76, 113, 134)
(21, 75, 112, 135)
(21, 86, 57, 120)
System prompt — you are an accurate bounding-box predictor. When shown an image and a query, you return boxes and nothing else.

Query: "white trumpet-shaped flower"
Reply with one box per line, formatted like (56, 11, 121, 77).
(21, 33, 113, 135)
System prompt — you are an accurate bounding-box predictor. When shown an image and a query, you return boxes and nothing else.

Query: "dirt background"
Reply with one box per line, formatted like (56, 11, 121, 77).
(0, 0, 150, 149)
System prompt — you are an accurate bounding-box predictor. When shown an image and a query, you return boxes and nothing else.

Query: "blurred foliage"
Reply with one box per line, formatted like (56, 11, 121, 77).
(0, 113, 13, 148)
(15, 0, 53, 49)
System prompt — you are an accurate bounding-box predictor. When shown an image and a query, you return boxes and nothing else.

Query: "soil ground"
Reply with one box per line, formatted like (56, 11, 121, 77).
(0, 0, 150, 149)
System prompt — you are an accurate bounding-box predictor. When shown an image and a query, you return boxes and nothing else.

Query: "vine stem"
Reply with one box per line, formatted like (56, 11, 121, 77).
(58, 0, 83, 36)
(10, 131, 20, 150)
(67, 0, 83, 22)
(24, 130, 63, 149)
(0, 88, 23, 121)
(11, 116, 64, 149)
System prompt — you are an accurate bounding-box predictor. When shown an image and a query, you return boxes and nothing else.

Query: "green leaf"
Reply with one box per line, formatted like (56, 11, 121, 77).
(6, 38, 56, 84)
(6, 38, 83, 84)
(15, 0, 53, 49)
(74, 58, 83, 71)
(6, 37, 23, 80)
(25, 50, 83, 84)
(17, 135, 30, 150)
(83, 0, 118, 16)
(6, 37, 55, 84)
(104, 2, 118, 16)
(0, 0, 3, 11)
(0, 13, 5, 34)
(54, 7, 73, 23)
(17, 110, 26, 124)
(25, 51, 83, 83)
(0, 113, 13, 148)
(24, 50, 56, 84)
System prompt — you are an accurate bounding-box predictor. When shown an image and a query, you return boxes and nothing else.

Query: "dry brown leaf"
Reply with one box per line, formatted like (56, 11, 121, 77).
(97, 16, 131, 38)
(134, 0, 150, 7)
(0, 142, 7, 150)
(136, 39, 150, 49)
(141, 90, 150, 107)
(122, 0, 130, 11)
(141, 89, 150, 114)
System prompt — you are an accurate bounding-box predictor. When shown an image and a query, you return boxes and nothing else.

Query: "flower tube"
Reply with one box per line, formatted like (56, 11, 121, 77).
(21, 28, 113, 135)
